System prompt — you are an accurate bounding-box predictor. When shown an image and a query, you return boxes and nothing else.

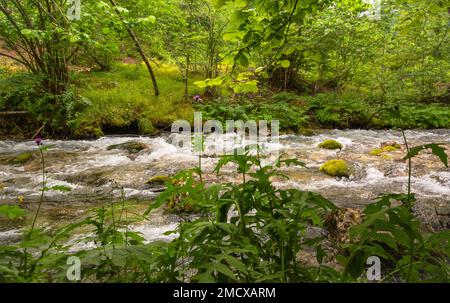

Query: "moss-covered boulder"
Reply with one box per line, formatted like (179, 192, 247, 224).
(107, 141, 149, 154)
(320, 159, 351, 177)
(369, 143, 401, 156)
(12, 152, 34, 164)
(369, 148, 383, 156)
(145, 175, 170, 186)
(318, 139, 343, 150)
(381, 142, 401, 149)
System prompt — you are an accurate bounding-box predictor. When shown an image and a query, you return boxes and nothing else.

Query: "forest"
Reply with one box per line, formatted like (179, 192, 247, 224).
(0, 0, 449, 284)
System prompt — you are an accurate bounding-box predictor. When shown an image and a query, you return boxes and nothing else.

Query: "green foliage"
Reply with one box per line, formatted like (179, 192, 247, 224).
(0, 205, 26, 219)
(0, 142, 449, 283)
(12, 152, 33, 164)
(72, 64, 197, 136)
(196, 97, 308, 131)
(403, 143, 448, 168)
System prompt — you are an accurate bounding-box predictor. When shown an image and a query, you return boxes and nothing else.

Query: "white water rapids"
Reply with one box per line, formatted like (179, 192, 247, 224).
(0, 129, 449, 244)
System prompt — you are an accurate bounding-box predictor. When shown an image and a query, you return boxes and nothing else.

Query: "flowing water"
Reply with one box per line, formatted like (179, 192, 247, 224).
(0, 129, 449, 245)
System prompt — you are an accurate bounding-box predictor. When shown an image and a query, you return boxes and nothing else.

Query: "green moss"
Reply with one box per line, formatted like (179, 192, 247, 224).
(107, 141, 148, 153)
(318, 139, 343, 150)
(12, 152, 33, 164)
(369, 148, 383, 156)
(146, 175, 170, 186)
(320, 159, 351, 177)
(382, 146, 398, 152)
(73, 125, 104, 139)
(73, 63, 197, 136)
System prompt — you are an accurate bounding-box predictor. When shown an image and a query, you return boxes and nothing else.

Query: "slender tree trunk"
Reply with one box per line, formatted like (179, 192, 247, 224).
(184, 54, 189, 100)
(108, 0, 159, 96)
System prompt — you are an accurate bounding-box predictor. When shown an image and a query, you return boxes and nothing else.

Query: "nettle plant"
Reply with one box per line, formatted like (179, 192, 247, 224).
(145, 145, 341, 282)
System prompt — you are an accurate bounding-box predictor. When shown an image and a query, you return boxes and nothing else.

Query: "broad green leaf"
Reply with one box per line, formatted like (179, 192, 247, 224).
(0, 205, 26, 219)
(280, 60, 291, 68)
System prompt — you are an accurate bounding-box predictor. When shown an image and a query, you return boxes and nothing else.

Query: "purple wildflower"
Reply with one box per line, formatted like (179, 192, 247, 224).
(193, 94, 202, 102)
(34, 135, 43, 146)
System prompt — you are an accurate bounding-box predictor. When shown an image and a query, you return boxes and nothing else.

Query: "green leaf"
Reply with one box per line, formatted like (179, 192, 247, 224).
(0, 205, 26, 219)
(404, 144, 448, 167)
(214, 262, 236, 280)
(49, 185, 72, 192)
(238, 53, 249, 67)
(370, 232, 398, 251)
(221, 254, 248, 274)
(345, 248, 365, 280)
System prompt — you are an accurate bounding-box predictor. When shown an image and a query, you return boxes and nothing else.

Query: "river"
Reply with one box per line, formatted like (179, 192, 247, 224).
(0, 129, 449, 245)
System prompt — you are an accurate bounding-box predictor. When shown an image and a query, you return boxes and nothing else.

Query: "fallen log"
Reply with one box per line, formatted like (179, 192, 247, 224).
(0, 111, 28, 115)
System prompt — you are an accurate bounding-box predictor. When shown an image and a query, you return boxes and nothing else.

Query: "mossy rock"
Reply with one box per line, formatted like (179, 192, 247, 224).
(382, 146, 398, 152)
(107, 141, 149, 154)
(146, 175, 170, 186)
(370, 144, 400, 156)
(12, 152, 34, 164)
(320, 159, 351, 177)
(369, 148, 383, 156)
(318, 139, 343, 150)
(381, 142, 401, 149)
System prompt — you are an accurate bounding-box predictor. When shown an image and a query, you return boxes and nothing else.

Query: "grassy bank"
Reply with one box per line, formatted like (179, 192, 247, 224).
(71, 63, 201, 138)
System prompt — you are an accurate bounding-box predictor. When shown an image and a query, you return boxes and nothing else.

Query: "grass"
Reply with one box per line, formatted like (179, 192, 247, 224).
(71, 63, 201, 137)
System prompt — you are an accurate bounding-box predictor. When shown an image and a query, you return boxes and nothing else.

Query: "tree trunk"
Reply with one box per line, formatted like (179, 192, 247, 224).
(184, 54, 189, 100)
(108, 0, 159, 96)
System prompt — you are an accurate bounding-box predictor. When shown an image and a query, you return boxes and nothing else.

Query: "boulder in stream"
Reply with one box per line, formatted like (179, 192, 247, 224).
(318, 139, 343, 150)
(106, 141, 150, 154)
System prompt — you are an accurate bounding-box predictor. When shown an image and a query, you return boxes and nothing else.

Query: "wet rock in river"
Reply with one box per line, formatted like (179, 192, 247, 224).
(381, 141, 402, 149)
(318, 139, 343, 150)
(0, 152, 36, 165)
(145, 175, 170, 186)
(64, 170, 111, 186)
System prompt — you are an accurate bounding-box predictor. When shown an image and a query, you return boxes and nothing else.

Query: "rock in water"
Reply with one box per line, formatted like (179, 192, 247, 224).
(320, 159, 351, 177)
(107, 141, 149, 154)
(318, 139, 343, 150)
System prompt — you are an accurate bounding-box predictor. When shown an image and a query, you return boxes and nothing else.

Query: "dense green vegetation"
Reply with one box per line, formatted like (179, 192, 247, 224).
(0, 0, 449, 138)
(0, 0, 449, 284)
